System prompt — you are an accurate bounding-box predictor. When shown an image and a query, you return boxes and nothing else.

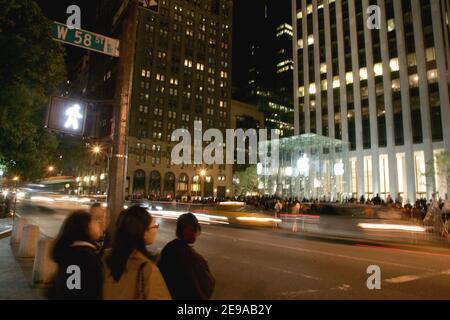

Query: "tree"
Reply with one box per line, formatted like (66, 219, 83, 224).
(234, 165, 259, 196)
(54, 140, 91, 176)
(425, 151, 450, 199)
(0, 0, 66, 181)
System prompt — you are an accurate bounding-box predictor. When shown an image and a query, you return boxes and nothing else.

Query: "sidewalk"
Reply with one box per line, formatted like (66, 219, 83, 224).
(0, 217, 13, 237)
(0, 237, 45, 300)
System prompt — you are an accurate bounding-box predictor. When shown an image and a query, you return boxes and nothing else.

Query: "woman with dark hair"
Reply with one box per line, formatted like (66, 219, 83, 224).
(102, 206, 171, 300)
(50, 210, 103, 300)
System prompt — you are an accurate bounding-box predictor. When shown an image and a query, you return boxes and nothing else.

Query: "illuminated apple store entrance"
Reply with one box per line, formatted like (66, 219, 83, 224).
(258, 134, 350, 201)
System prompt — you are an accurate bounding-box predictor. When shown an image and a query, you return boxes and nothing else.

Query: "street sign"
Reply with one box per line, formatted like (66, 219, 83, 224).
(46, 96, 88, 136)
(51, 21, 120, 57)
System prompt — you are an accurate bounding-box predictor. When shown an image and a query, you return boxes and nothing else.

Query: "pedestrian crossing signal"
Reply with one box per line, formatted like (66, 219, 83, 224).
(46, 96, 87, 136)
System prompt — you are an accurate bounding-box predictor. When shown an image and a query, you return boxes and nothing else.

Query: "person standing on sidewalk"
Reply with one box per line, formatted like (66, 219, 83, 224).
(102, 206, 171, 300)
(158, 213, 215, 300)
(49, 210, 104, 300)
(275, 200, 283, 216)
(89, 203, 110, 256)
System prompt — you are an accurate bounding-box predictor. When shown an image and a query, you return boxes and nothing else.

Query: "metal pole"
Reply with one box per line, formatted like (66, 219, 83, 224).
(105, 145, 111, 200)
(201, 177, 205, 202)
(13, 181, 17, 218)
(291, 0, 300, 135)
(107, 0, 139, 236)
(13, 193, 17, 217)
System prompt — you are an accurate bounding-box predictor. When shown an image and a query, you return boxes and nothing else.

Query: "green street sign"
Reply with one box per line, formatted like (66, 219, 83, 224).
(52, 21, 120, 57)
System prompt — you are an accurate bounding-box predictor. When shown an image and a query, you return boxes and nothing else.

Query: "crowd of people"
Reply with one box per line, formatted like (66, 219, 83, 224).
(237, 194, 447, 214)
(239, 194, 450, 237)
(0, 193, 13, 218)
(48, 204, 215, 300)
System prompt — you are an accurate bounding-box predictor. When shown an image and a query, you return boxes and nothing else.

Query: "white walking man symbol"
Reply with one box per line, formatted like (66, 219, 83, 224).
(64, 104, 83, 131)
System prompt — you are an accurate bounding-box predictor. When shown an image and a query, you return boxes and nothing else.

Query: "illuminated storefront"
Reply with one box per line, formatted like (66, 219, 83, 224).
(258, 134, 350, 201)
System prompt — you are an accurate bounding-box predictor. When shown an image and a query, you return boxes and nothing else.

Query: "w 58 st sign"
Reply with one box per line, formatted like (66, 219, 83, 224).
(52, 21, 120, 57)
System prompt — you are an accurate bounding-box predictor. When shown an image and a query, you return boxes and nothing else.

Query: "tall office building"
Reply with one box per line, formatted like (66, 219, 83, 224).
(292, 0, 450, 202)
(90, 0, 233, 200)
(234, 0, 295, 137)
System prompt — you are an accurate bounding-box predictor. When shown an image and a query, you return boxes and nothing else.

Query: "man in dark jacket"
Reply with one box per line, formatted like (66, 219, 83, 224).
(158, 213, 215, 300)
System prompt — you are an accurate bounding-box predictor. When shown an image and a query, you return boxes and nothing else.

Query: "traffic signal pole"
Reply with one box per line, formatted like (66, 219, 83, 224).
(107, 0, 138, 235)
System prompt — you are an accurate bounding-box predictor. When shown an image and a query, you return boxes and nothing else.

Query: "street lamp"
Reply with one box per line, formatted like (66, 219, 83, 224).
(90, 144, 110, 197)
(92, 145, 102, 154)
(12, 176, 19, 217)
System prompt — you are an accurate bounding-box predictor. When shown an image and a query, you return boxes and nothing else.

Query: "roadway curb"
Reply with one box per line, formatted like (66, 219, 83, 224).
(0, 228, 12, 240)
(13, 213, 52, 240)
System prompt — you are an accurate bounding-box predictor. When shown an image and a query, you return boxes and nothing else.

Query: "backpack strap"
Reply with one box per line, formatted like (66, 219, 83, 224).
(135, 262, 147, 300)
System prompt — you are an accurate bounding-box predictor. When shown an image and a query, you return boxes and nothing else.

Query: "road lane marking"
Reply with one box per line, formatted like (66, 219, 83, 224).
(331, 284, 351, 291)
(238, 238, 436, 271)
(355, 244, 450, 258)
(281, 283, 352, 298)
(384, 269, 450, 284)
(201, 232, 436, 272)
(219, 254, 321, 281)
(385, 275, 422, 284)
(267, 266, 321, 281)
(280, 289, 319, 297)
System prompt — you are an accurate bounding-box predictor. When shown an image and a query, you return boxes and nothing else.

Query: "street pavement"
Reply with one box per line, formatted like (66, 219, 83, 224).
(10, 200, 450, 300)
(0, 217, 12, 236)
(0, 239, 45, 300)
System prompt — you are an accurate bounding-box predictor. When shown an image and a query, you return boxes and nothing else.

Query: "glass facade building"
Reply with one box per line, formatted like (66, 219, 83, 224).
(291, 0, 450, 202)
(258, 134, 350, 200)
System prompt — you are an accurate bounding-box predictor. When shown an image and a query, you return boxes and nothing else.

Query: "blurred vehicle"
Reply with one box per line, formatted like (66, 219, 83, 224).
(191, 203, 281, 228)
(123, 200, 280, 228)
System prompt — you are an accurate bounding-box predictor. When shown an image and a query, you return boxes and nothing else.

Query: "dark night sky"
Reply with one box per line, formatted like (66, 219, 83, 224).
(35, 1, 291, 85)
(232, 0, 292, 91)
(35, 0, 97, 74)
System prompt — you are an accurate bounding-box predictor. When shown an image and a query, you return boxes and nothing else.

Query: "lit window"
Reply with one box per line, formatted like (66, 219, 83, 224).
(298, 86, 305, 97)
(346, 72, 353, 84)
(425, 48, 436, 62)
(409, 74, 419, 87)
(360, 68, 368, 80)
(391, 79, 400, 92)
(332, 76, 340, 89)
(387, 19, 395, 32)
(427, 69, 438, 83)
(374, 63, 383, 77)
(389, 58, 399, 72)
